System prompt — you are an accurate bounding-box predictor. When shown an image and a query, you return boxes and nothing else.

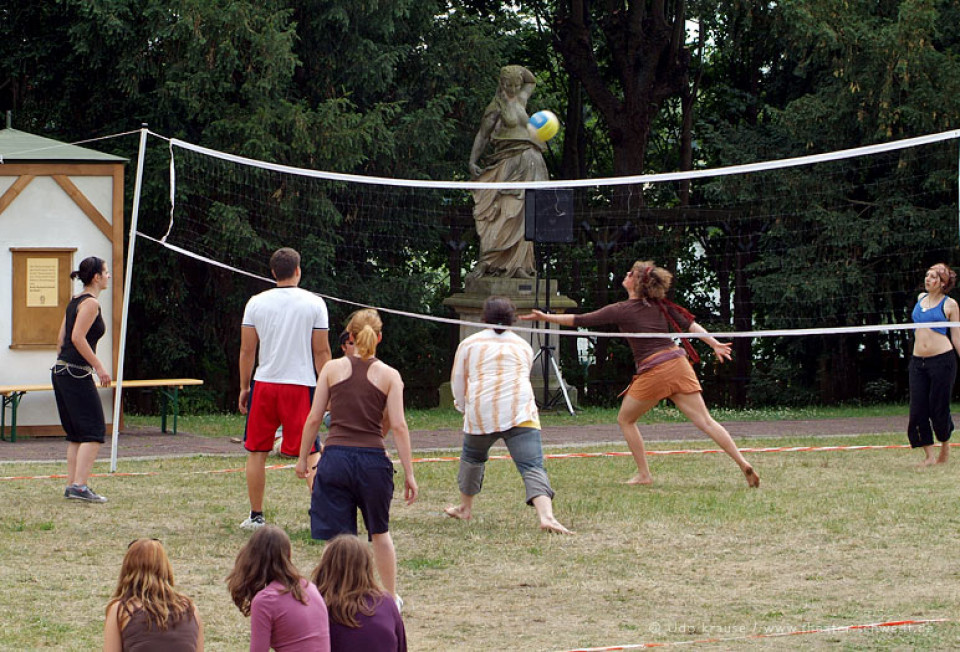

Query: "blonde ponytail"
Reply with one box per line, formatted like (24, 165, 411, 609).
(346, 309, 382, 360)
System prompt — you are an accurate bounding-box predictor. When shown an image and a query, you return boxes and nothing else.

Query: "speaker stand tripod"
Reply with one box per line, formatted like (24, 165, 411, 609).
(533, 243, 575, 415)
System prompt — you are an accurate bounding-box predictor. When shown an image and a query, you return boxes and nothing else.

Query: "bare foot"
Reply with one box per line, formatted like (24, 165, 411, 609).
(743, 466, 760, 488)
(918, 457, 937, 468)
(444, 506, 471, 520)
(540, 517, 574, 535)
(936, 444, 950, 465)
(625, 473, 653, 485)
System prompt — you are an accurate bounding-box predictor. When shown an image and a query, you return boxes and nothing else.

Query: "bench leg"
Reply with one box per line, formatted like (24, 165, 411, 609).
(1, 392, 24, 443)
(156, 388, 182, 435)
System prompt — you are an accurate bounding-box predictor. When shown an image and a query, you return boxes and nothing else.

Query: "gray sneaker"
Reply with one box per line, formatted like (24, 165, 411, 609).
(66, 485, 108, 503)
(240, 515, 266, 530)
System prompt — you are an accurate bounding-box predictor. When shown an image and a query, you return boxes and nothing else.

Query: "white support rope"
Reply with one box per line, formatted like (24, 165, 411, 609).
(166, 129, 960, 190)
(137, 231, 960, 340)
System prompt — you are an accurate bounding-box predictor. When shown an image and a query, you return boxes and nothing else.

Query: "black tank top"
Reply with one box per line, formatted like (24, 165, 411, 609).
(60, 293, 105, 366)
(326, 357, 388, 449)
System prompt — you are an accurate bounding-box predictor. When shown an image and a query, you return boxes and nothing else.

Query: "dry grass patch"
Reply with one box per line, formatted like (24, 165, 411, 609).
(1, 435, 958, 650)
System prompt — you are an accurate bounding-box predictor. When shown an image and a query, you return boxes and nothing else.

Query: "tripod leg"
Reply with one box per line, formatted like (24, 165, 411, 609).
(548, 352, 576, 416)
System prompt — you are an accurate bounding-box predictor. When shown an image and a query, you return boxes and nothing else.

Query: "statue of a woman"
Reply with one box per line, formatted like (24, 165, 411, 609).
(467, 65, 548, 280)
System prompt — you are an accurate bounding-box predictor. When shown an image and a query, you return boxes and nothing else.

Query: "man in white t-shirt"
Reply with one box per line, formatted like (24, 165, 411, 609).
(238, 247, 331, 530)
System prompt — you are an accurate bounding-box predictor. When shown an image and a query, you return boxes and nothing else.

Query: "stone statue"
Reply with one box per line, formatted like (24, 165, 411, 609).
(466, 65, 548, 280)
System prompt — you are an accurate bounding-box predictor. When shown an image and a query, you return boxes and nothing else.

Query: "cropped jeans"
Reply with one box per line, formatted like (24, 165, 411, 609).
(457, 426, 554, 505)
(908, 351, 957, 448)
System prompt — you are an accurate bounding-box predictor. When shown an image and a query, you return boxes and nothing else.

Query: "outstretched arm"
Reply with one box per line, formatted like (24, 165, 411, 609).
(689, 321, 731, 362)
(519, 309, 575, 327)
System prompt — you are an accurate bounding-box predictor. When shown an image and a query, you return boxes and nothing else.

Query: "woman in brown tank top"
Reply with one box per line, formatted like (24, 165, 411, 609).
(103, 538, 203, 651)
(297, 309, 418, 610)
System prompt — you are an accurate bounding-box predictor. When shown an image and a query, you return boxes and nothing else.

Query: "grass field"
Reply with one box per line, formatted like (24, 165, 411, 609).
(125, 402, 914, 437)
(2, 428, 958, 650)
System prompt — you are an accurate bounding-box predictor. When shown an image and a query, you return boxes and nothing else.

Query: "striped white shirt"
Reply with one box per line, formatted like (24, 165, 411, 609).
(451, 329, 540, 434)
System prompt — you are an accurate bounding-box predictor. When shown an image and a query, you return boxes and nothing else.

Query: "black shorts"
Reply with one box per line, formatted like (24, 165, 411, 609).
(309, 445, 395, 541)
(52, 368, 106, 444)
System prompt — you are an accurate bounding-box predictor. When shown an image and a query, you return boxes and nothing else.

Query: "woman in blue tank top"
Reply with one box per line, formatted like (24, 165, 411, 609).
(909, 263, 960, 466)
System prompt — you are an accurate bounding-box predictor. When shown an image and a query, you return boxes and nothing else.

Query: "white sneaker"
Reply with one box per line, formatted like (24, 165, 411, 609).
(240, 515, 266, 530)
(394, 594, 404, 613)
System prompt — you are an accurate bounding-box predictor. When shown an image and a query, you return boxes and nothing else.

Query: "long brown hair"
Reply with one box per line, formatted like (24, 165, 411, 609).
(226, 525, 308, 617)
(311, 534, 385, 628)
(347, 309, 382, 360)
(106, 539, 195, 631)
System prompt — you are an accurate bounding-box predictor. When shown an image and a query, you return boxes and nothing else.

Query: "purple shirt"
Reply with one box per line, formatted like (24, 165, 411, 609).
(250, 580, 330, 652)
(329, 594, 406, 652)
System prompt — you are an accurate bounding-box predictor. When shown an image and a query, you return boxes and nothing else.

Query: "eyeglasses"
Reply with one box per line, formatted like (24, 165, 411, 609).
(128, 538, 161, 549)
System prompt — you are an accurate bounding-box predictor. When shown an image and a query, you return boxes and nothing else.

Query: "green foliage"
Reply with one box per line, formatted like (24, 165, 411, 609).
(4, 0, 960, 408)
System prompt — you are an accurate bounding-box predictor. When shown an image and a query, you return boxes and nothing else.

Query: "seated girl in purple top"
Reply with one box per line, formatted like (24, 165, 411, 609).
(227, 526, 330, 652)
(312, 535, 407, 652)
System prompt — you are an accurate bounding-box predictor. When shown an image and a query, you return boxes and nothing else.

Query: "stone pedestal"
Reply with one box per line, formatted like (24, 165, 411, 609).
(440, 276, 579, 411)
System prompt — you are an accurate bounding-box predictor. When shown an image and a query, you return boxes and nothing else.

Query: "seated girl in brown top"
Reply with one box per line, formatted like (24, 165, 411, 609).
(297, 309, 418, 611)
(521, 260, 759, 489)
(104, 538, 203, 651)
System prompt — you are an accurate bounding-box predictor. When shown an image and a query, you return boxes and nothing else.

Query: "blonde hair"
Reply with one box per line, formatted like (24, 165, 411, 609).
(107, 539, 195, 631)
(346, 309, 382, 360)
(311, 535, 385, 628)
(628, 260, 673, 300)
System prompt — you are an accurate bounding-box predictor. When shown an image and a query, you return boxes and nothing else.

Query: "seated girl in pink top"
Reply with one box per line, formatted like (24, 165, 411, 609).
(227, 526, 330, 652)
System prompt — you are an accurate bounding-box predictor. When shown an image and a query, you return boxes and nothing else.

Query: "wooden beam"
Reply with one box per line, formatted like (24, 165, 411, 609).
(52, 174, 113, 240)
(0, 175, 35, 215)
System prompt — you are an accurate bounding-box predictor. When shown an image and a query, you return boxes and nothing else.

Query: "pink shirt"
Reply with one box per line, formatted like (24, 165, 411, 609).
(250, 580, 330, 652)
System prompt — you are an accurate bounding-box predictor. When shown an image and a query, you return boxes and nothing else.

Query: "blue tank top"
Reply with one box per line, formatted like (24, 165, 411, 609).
(911, 294, 949, 336)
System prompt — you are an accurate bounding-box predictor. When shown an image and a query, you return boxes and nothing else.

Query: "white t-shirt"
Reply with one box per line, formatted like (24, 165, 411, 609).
(242, 287, 329, 386)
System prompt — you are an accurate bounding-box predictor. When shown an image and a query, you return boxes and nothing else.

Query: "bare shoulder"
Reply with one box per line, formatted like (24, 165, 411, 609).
(372, 360, 403, 386)
(945, 296, 960, 315)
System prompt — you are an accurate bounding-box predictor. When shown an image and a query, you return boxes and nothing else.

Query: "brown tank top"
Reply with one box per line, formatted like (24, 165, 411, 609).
(325, 356, 388, 449)
(121, 606, 199, 651)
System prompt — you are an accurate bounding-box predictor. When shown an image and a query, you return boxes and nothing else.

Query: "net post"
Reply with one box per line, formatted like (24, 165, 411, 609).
(110, 124, 150, 473)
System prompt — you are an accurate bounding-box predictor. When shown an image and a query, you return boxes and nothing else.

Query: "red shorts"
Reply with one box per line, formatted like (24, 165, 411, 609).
(244, 381, 316, 456)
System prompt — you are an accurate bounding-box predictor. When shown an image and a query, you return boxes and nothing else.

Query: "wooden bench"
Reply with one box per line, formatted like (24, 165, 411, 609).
(0, 378, 204, 442)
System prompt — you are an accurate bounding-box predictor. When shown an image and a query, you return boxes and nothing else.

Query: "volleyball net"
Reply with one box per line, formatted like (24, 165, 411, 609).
(142, 130, 960, 331)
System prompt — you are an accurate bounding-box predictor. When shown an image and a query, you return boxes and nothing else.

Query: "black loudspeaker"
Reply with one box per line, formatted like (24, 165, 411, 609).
(524, 189, 574, 243)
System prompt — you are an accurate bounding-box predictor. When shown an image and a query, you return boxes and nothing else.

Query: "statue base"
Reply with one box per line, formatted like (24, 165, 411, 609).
(440, 277, 579, 411)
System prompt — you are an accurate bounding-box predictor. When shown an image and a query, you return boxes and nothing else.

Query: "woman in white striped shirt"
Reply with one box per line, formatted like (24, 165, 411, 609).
(444, 296, 572, 534)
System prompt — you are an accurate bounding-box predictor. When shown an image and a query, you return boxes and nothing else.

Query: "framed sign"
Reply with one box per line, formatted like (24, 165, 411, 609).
(10, 248, 76, 348)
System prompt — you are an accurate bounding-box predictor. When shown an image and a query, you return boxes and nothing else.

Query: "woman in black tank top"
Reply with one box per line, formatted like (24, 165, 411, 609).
(52, 256, 113, 503)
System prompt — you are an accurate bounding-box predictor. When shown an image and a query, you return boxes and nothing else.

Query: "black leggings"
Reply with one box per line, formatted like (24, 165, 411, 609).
(907, 351, 956, 448)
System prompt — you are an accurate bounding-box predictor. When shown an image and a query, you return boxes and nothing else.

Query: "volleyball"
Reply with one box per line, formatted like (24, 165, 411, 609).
(529, 110, 560, 141)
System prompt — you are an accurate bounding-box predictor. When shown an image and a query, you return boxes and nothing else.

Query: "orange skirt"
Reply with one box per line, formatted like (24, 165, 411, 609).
(624, 353, 701, 402)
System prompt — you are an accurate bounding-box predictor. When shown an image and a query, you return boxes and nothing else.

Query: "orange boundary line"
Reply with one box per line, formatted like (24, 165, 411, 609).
(1, 444, 953, 482)
(562, 618, 949, 650)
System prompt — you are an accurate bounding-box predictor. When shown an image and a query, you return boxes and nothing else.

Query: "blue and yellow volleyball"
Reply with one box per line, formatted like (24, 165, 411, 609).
(529, 110, 560, 141)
